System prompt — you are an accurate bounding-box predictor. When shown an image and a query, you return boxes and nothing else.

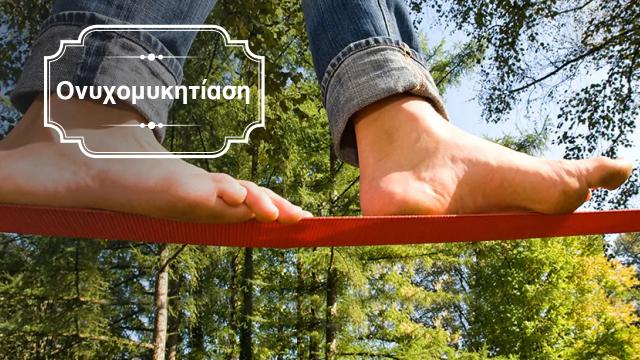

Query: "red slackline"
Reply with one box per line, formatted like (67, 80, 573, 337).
(0, 204, 638, 248)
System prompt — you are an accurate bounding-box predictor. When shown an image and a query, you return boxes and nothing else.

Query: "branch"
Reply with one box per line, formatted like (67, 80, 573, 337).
(330, 176, 359, 207)
(160, 244, 188, 271)
(509, 28, 635, 94)
(118, 326, 154, 333)
(552, 0, 596, 16)
(362, 251, 443, 262)
(337, 352, 399, 359)
(435, 43, 477, 87)
(104, 242, 148, 251)
(110, 309, 146, 327)
(14, 331, 154, 350)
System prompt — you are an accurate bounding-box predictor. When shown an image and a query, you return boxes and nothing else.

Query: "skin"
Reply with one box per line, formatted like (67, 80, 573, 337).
(0, 95, 310, 224)
(0, 94, 632, 222)
(355, 95, 633, 215)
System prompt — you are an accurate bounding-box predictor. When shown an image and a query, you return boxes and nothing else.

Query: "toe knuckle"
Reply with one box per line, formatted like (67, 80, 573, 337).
(211, 173, 234, 184)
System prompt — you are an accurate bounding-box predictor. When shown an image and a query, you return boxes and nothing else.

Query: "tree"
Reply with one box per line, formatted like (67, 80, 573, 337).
(468, 236, 640, 358)
(152, 244, 170, 360)
(612, 232, 640, 320)
(0, 235, 155, 357)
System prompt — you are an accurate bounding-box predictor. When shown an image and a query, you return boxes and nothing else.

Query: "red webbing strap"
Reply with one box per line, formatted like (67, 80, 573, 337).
(0, 204, 638, 248)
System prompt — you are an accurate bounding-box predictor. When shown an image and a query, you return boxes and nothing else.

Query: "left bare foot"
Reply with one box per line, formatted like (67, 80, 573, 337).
(0, 95, 309, 223)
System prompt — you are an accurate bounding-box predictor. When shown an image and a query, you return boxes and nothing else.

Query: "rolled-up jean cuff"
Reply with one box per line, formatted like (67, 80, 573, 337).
(10, 12, 182, 143)
(321, 37, 449, 166)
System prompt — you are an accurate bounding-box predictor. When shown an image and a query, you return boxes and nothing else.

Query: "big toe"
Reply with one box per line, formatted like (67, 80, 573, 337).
(580, 157, 633, 190)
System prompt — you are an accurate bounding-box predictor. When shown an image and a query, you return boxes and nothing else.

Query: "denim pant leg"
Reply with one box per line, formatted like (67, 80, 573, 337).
(302, 0, 449, 166)
(10, 0, 217, 142)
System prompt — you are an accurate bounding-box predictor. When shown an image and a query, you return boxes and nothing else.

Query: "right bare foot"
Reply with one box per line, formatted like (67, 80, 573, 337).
(0, 96, 310, 224)
(355, 95, 633, 215)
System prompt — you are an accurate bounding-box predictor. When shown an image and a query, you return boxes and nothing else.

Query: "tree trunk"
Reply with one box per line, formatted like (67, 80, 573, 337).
(74, 239, 81, 336)
(167, 332, 178, 360)
(152, 244, 170, 360)
(239, 150, 258, 360)
(295, 257, 305, 360)
(239, 247, 254, 360)
(325, 248, 338, 360)
(227, 251, 240, 359)
(325, 145, 339, 360)
(167, 276, 183, 360)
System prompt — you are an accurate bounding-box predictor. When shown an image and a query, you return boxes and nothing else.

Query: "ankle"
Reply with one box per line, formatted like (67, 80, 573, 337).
(354, 94, 444, 171)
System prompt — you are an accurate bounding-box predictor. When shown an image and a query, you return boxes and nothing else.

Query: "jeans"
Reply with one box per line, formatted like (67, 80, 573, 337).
(11, 0, 447, 166)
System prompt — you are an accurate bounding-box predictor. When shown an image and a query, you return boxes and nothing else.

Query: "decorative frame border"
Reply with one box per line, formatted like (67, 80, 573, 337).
(44, 24, 265, 158)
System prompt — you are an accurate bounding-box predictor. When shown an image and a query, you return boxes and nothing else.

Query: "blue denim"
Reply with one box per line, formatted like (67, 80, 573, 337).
(11, 0, 216, 142)
(11, 0, 447, 166)
(303, 0, 448, 165)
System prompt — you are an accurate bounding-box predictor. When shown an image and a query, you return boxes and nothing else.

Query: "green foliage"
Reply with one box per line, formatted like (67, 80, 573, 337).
(468, 237, 640, 359)
(612, 232, 640, 321)
(491, 125, 549, 156)
(0, 236, 155, 357)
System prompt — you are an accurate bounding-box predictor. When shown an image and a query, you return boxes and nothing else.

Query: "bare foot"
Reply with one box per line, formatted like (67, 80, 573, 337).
(355, 95, 633, 215)
(0, 95, 310, 223)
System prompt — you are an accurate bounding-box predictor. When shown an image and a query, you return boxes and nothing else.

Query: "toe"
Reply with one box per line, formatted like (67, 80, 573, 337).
(543, 157, 632, 214)
(167, 174, 254, 223)
(260, 187, 306, 224)
(211, 173, 247, 206)
(580, 157, 633, 190)
(206, 202, 255, 223)
(238, 180, 279, 222)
